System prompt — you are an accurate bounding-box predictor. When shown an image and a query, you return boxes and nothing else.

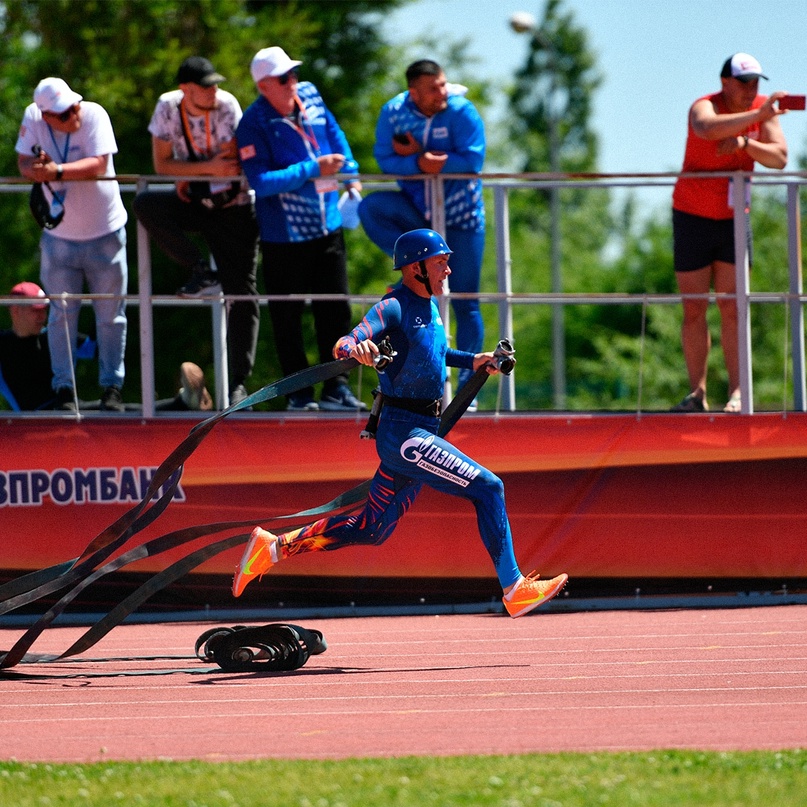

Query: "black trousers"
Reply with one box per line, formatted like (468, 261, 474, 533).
(261, 230, 352, 397)
(133, 190, 260, 387)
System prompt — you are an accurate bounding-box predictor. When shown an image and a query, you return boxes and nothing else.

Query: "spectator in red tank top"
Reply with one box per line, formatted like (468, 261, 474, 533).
(671, 53, 788, 414)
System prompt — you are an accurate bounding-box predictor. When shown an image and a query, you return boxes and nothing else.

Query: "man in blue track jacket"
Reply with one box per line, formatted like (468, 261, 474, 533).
(359, 59, 486, 394)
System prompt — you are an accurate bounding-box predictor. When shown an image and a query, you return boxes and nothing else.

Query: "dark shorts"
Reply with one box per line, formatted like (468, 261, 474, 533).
(672, 208, 752, 272)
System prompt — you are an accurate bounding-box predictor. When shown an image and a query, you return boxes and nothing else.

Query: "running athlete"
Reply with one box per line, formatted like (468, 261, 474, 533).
(233, 228, 568, 617)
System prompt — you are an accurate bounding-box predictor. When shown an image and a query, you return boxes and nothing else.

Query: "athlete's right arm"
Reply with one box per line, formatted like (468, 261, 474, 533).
(332, 297, 401, 360)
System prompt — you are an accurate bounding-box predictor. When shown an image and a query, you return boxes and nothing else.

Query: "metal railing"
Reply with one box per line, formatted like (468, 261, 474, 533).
(1, 169, 805, 417)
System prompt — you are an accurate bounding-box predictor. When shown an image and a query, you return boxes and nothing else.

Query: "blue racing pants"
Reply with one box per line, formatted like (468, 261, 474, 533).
(278, 406, 521, 588)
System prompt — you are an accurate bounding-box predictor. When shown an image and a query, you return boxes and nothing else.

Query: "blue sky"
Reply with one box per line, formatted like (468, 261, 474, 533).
(384, 0, 807, 201)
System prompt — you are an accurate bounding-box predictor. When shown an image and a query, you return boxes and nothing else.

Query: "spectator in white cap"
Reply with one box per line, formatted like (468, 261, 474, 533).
(670, 53, 788, 414)
(236, 47, 367, 412)
(249, 46, 302, 83)
(15, 77, 129, 412)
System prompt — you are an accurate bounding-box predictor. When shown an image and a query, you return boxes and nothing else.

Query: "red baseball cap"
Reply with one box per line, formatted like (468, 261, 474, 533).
(10, 281, 48, 309)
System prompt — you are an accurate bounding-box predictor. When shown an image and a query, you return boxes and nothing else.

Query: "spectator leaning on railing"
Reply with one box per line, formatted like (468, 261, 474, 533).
(133, 56, 260, 408)
(359, 59, 486, 399)
(15, 77, 129, 412)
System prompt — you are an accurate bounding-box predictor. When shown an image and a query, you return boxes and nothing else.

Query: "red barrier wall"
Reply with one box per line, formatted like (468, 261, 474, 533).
(2, 412, 806, 581)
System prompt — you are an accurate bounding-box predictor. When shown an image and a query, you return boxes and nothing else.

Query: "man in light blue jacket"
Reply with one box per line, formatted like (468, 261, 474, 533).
(359, 59, 486, 394)
(237, 47, 366, 412)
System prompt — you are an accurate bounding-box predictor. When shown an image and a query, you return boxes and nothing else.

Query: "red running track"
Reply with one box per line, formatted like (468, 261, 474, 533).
(2, 604, 806, 762)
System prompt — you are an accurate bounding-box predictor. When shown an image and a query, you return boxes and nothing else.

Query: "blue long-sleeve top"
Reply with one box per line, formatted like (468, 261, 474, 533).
(236, 82, 359, 243)
(373, 91, 485, 231)
(335, 284, 474, 400)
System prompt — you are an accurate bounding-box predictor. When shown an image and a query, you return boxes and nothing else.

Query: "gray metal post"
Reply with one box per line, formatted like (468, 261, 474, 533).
(731, 173, 753, 414)
(430, 175, 452, 403)
(493, 184, 516, 410)
(787, 182, 805, 411)
(135, 177, 156, 417)
(211, 295, 228, 409)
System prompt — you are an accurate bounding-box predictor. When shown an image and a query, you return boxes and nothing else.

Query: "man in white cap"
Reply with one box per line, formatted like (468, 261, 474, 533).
(671, 53, 789, 414)
(15, 77, 129, 412)
(236, 47, 367, 412)
(133, 55, 260, 407)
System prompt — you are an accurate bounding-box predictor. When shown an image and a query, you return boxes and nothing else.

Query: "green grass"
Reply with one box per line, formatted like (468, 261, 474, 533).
(3, 751, 807, 806)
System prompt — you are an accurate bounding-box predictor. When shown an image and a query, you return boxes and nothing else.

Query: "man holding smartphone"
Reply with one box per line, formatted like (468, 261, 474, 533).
(236, 46, 366, 412)
(670, 53, 789, 414)
(359, 60, 486, 402)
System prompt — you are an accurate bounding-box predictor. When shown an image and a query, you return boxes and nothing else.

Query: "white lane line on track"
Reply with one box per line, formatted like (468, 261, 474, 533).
(7, 698, 807, 725)
(6, 682, 807, 715)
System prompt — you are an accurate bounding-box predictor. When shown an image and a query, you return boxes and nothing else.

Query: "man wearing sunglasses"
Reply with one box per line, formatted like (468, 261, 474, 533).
(15, 77, 129, 412)
(236, 46, 366, 413)
(133, 56, 260, 408)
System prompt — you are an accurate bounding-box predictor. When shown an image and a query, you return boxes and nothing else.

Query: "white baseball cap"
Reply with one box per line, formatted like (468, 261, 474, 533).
(34, 77, 83, 113)
(250, 47, 302, 83)
(720, 53, 768, 82)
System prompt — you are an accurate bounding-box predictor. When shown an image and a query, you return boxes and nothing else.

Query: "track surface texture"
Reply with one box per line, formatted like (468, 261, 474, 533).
(2, 605, 806, 762)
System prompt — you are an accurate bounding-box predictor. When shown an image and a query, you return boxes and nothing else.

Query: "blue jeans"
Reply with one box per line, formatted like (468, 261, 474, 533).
(40, 228, 128, 391)
(359, 191, 485, 386)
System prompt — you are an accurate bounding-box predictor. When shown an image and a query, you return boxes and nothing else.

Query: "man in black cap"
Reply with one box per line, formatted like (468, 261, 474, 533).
(133, 56, 259, 407)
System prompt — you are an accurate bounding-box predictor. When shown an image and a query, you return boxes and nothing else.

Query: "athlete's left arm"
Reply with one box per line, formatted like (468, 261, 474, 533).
(445, 348, 476, 371)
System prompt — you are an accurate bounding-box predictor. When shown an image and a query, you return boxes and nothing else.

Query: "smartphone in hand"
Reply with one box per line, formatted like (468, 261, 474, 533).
(779, 95, 806, 111)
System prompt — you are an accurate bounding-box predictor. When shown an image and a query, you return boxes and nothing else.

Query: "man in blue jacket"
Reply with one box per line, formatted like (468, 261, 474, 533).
(359, 60, 486, 395)
(236, 46, 366, 412)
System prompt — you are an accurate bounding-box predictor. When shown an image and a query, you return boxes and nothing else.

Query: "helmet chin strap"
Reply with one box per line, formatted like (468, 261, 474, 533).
(415, 260, 433, 296)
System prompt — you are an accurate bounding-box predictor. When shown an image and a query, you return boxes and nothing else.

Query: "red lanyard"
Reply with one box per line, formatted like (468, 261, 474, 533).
(179, 101, 212, 158)
(289, 93, 320, 153)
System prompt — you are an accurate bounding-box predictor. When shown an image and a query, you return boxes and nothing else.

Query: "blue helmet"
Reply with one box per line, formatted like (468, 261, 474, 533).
(392, 229, 452, 270)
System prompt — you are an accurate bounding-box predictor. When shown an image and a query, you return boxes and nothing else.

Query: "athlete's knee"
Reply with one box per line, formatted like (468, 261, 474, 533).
(473, 470, 505, 501)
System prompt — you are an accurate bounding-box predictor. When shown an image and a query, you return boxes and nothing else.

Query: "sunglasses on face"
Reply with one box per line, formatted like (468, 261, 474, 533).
(45, 104, 79, 122)
(278, 68, 299, 86)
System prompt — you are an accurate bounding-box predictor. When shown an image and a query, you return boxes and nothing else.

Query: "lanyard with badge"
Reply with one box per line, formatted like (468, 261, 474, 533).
(179, 100, 233, 197)
(177, 98, 243, 209)
(46, 126, 69, 219)
(290, 95, 340, 195)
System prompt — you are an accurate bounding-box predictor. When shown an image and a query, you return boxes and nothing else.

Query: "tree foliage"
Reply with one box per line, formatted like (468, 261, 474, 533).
(0, 0, 413, 404)
(1, 0, 803, 412)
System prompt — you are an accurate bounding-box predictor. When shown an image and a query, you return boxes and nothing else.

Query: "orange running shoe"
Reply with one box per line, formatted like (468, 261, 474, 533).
(232, 527, 281, 597)
(502, 571, 568, 618)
